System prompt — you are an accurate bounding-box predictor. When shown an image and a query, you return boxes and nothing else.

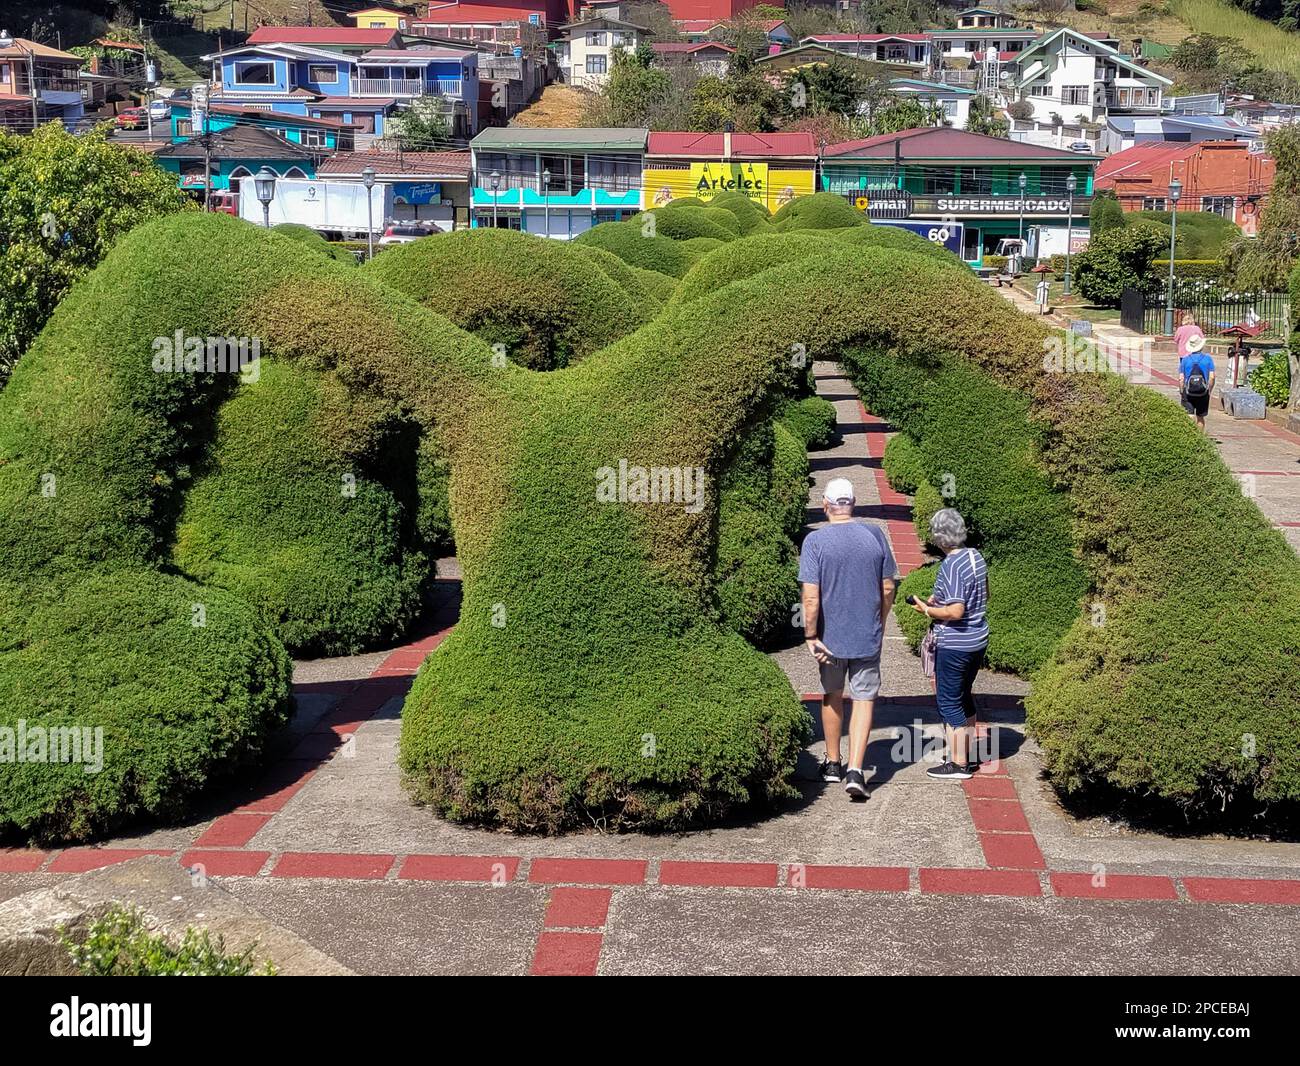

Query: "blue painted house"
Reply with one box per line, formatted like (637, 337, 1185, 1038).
(201, 28, 480, 143)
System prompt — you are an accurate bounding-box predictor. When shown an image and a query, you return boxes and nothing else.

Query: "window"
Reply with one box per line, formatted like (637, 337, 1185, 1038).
(1202, 195, 1234, 217)
(308, 64, 338, 83)
(1142, 196, 1166, 211)
(1038, 168, 1076, 194)
(943, 99, 958, 118)
(587, 31, 607, 46)
(285, 167, 308, 179)
(958, 167, 993, 194)
(300, 129, 327, 148)
(588, 154, 638, 192)
(234, 61, 275, 85)
(175, 118, 193, 136)
(922, 171, 958, 194)
(1062, 85, 1089, 105)
(966, 40, 978, 51)
(586, 54, 607, 74)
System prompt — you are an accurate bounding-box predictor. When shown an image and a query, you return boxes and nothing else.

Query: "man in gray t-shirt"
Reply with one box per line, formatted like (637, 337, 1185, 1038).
(798, 477, 897, 799)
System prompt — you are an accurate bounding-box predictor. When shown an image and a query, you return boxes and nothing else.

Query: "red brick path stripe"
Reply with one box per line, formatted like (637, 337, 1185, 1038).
(659, 861, 779, 888)
(0, 849, 48, 873)
(1050, 872, 1178, 901)
(978, 833, 1045, 871)
(269, 852, 395, 879)
(796, 865, 910, 891)
(48, 848, 175, 873)
(399, 854, 521, 883)
(1183, 877, 1300, 905)
(530, 931, 604, 976)
(963, 776, 1019, 800)
(967, 798, 1032, 833)
(920, 867, 1042, 897)
(544, 887, 612, 929)
(234, 766, 317, 814)
(528, 857, 648, 885)
(179, 850, 271, 877)
(193, 812, 272, 848)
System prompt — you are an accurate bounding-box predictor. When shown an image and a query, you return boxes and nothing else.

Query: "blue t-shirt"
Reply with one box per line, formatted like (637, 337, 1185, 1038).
(798, 521, 897, 659)
(932, 548, 989, 651)
(1179, 352, 1215, 388)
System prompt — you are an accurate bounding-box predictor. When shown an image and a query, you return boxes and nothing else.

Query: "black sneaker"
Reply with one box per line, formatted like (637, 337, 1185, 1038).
(820, 759, 844, 783)
(843, 768, 869, 800)
(926, 761, 973, 781)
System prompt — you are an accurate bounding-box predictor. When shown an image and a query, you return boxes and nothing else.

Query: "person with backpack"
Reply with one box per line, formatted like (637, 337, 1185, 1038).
(908, 509, 989, 781)
(1175, 311, 1215, 430)
(799, 477, 897, 800)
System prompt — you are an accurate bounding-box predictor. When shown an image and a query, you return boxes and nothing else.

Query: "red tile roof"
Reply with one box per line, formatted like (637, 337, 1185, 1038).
(648, 131, 816, 158)
(317, 149, 471, 178)
(651, 41, 736, 54)
(1094, 140, 1200, 186)
(420, 2, 548, 21)
(246, 27, 398, 45)
(824, 126, 1096, 161)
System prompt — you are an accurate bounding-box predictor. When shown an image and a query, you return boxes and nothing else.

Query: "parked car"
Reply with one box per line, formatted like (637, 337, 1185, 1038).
(147, 100, 171, 121)
(115, 106, 148, 130)
(1067, 140, 1092, 153)
(207, 191, 239, 217)
(377, 222, 434, 246)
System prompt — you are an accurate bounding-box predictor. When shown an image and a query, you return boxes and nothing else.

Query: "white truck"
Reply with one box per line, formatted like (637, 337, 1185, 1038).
(236, 177, 393, 240)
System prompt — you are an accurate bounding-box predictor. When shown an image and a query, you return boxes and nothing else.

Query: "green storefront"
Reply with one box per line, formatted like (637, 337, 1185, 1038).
(821, 127, 1097, 266)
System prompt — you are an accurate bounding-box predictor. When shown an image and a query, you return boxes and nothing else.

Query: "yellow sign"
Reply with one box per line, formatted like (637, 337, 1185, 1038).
(854, 195, 869, 210)
(643, 163, 815, 213)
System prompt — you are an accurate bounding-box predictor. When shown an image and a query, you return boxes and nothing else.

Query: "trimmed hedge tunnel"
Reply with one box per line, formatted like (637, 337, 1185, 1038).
(2, 196, 1297, 842)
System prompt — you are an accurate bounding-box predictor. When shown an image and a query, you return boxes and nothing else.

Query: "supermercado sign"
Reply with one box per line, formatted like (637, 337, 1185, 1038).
(923, 195, 1091, 216)
(644, 163, 815, 212)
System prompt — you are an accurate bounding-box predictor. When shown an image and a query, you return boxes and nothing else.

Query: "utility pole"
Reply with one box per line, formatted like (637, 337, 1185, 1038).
(230, 0, 235, 31)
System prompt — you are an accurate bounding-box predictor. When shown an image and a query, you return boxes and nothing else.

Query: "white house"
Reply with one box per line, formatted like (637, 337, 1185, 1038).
(887, 77, 975, 128)
(802, 33, 931, 67)
(555, 16, 646, 89)
(1008, 27, 1172, 128)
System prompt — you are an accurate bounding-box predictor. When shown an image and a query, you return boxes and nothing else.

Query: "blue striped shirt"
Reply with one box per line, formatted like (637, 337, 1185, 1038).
(932, 548, 989, 651)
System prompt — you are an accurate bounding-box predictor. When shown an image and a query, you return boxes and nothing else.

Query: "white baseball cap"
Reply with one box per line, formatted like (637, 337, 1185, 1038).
(824, 477, 856, 505)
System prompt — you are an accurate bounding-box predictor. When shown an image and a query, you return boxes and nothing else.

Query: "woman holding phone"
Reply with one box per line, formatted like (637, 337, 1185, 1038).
(908, 509, 989, 780)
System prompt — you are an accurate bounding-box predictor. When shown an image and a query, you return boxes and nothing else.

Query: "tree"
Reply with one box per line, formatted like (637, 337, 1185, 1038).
(1226, 124, 1300, 290)
(781, 60, 865, 118)
(1073, 224, 1166, 307)
(856, 96, 946, 136)
(1006, 98, 1034, 121)
(386, 95, 451, 151)
(0, 123, 191, 381)
(1089, 189, 1126, 235)
(965, 94, 1009, 138)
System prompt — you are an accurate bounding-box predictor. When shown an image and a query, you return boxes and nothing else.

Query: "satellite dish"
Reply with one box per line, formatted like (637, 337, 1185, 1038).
(1000, 70, 1010, 79)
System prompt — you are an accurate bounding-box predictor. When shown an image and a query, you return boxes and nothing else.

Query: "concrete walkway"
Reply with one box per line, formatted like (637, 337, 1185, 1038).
(995, 282, 1300, 553)
(3, 361, 1298, 975)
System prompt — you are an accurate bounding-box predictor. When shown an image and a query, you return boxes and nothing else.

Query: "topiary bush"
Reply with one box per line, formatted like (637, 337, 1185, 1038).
(632, 204, 739, 242)
(571, 220, 697, 277)
(883, 432, 926, 495)
(771, 191, 868, 231)
(778, 395, 838, 450)
(272, 223, 358, 265)
(363, 228, 645, 368)
(706, 191, 774, 234)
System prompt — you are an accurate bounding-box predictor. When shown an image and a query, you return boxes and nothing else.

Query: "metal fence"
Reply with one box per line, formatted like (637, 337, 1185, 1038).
(1132, 280, 1291, 340)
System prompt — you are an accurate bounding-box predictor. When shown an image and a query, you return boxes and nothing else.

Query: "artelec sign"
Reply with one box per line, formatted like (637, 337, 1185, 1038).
(691, 162, 768, 203)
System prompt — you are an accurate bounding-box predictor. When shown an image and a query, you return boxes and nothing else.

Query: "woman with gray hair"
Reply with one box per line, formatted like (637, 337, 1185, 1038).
(908, 508, 989, 780)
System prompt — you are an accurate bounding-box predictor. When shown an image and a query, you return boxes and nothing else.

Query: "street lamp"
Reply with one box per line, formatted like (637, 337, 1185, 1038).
(361, 164, 376, 261)
(542, 167, 550, 239)
(0, 31, 39, 132)
(192, 81, 211, 212)
(490, 170, 500, 229)
(1163, 177, 1182, 335)
(253, 166, 277, 228)
(1017, 171, 1027, 258)
(1063, 171, 1077, 296)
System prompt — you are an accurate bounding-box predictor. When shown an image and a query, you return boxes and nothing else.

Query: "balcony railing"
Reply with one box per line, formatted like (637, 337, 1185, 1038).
(350, 77, 462, 97)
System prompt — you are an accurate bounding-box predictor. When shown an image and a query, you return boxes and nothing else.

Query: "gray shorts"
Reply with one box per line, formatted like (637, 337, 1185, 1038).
(818, 655, 882, 701)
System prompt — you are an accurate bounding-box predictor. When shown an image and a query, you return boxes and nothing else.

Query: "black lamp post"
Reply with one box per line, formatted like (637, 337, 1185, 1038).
(1063, 171, 1077, 296)
(490, 170, 500, 228)
(254, 166, 277, 228)
(362, 164, 376, 261)
(542, 167, 550, 238)
(1163, 177, 1182, 335)
(1017, 171, 1027, 254)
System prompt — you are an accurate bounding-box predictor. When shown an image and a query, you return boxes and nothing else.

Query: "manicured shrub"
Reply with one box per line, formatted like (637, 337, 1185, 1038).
(777, 395, 838, 449)
(571, 220, 696, 277)
(633, 204, 739, 242)
(706, 191, 774, 234)
(671, 231, 838, 304)
(883, 432, 926, 495)
(364, 228, 645, 368)
(171, 360, 430, 656)
(1129, 210, 1239, 258)
(1074, 224, 1166, 307)
(572, 243, 663, 308)
(272, 223, 357, 265)
(630, 264, 679, 302)
(834, 223, 961, 263)
(771, 191, 868, 231)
